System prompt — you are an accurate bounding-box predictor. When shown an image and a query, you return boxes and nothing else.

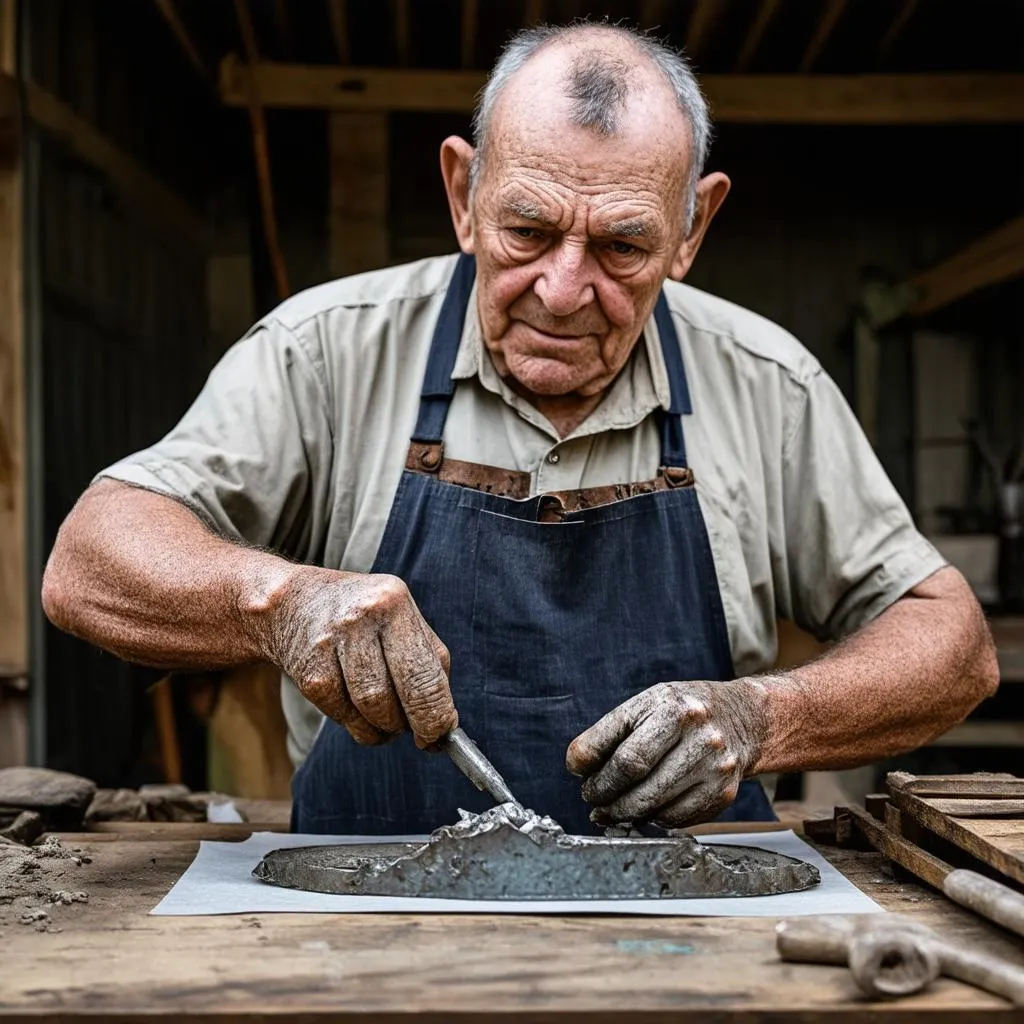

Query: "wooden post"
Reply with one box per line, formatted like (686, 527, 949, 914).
(0, 0, 25, 682)
(328, 112, 389, 278)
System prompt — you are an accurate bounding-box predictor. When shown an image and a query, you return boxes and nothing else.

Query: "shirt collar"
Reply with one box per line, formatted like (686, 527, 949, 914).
(450, 280, 675, 440)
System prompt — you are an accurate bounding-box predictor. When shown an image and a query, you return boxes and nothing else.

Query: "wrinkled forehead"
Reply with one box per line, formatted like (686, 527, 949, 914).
(485, 39, 693, 188)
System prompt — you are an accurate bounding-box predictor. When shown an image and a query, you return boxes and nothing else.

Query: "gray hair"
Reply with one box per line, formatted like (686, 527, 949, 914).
(470, 22, 713, 231)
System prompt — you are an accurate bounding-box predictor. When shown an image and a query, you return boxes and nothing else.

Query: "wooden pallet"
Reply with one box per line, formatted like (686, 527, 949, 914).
(807, 771, 1024, 894)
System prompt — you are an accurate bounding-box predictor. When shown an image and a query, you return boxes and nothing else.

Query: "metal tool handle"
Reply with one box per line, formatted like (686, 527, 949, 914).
(442, 727, 517, 806)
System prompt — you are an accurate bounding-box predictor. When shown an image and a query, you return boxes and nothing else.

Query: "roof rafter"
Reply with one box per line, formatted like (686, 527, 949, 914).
(733, 0, 779, 72)
(799, 0, 847, 73)
(152, 0, 210, 82)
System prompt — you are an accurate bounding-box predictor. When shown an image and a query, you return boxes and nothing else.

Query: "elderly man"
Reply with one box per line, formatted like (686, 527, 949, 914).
(42, 22, 997, 835)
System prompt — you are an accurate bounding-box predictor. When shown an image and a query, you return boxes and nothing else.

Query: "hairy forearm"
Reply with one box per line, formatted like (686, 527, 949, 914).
(750, 566, 1000, 774)
(41, 479, 293, 671)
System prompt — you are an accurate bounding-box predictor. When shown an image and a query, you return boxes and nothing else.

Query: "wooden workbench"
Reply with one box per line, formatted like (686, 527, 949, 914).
(2, 818, 1023, 1022)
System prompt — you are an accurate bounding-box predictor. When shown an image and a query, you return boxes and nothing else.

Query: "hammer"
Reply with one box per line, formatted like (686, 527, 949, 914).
(776, 914, 1024, 1004)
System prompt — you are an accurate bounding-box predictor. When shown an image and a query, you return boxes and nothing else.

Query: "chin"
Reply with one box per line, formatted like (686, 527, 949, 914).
(505, 354, 590, 397)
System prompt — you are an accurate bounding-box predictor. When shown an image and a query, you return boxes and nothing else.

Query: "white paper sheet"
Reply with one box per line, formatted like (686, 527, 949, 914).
(151, 829, 883, 917)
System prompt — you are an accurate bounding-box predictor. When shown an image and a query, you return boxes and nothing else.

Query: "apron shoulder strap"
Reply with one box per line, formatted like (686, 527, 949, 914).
(412, 254, 477, 444)
(653, 290, 693, 469)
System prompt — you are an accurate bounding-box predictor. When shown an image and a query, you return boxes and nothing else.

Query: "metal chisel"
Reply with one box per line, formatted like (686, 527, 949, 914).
(442, 726, 519, 806)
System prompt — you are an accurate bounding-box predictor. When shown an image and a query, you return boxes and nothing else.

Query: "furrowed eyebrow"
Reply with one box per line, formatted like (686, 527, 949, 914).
(503, 198, 556, 224)
(602, 217, 654, 239)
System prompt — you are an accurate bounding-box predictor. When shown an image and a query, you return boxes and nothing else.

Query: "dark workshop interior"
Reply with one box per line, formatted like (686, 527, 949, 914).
(0, 0, 1023, 824)
(5, 2, 1024, 1018)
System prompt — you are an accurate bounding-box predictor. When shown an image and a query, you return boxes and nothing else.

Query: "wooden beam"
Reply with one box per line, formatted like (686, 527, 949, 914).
(219, 60, 1024, 124)
(327, 0, 350, 65)
(460, 0, 478, 70)
(523, 0, 544, 28)
(799, 0, 846, 73)
(393, 0, 410, 67)
(233, 0, 289, 300)
(329, 112, 388, 278)
(733, 0, 779, 72)
(153, 0, 210, 82)
(0, 0, 24, 679)
(639, 0, 671, 32)
(909, 216, 1024, 316)
(272, 0, 292, 59)
(877, 0, 918, 59)
(684, 0, 726, 62)
(9, 77, 208, 248)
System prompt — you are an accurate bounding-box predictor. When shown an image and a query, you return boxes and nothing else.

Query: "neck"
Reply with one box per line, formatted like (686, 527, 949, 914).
(503, 378, 606, 438)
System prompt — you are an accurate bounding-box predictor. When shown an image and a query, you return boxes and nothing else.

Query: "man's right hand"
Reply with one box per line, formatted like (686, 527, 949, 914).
(254, 568, 457, 747)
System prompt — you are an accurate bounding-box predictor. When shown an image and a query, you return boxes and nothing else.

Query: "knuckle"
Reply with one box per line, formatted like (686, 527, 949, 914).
(300, 674, 338, 706)
(371, 574, 410, 610)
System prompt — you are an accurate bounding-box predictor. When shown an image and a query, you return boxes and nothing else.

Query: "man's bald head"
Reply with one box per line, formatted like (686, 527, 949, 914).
(471, 23, 712, 230)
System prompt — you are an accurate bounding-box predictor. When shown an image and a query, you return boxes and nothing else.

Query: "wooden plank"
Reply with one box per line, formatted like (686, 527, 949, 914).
(0, 833, 1020, 1020)
(328, 111, 388, 278)
(890, 787, 1024, 888)
(393, 0, 410, 67)
(327, 0, 350, 65)
(732, 0, 780, 72)
(233, 0, 290, 300)
(7, 77, 209, 248)
(798, 0, 847, 73)
(844, 803, 951, 889)
(522, 0, 544, 28)
(888, 772, 1023, 798)
(153, 0, 210, 83)
(909, 216, 1024, 316)
(928, 799, 1024, 819)
(877, 0, 919, 59)
(684, 0, 726, 62)
(219, 60, 1024, 123)
(460, 0, 478, 70)
(78, 821, 288, 840)
(0, 0, 24, 679)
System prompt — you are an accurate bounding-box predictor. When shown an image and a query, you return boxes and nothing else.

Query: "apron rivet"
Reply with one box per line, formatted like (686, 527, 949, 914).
(420, 446, 443, 470)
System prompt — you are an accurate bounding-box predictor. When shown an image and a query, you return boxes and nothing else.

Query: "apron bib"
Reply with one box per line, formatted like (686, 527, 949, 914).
(292, 254, 775, 834)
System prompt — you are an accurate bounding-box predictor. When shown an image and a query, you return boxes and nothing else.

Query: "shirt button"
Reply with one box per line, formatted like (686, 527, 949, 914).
(547, 452, 560, 464)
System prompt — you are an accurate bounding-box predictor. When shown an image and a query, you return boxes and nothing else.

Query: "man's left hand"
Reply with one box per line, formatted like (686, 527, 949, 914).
(565, 680, 769, 828)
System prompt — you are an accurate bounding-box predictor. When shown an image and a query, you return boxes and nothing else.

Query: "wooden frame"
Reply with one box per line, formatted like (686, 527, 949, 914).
(219, 59, 1024, 123)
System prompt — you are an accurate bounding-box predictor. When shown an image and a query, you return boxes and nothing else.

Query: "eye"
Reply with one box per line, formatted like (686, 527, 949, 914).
(608, 240, 637, 255)
(510, 227, 538, 239)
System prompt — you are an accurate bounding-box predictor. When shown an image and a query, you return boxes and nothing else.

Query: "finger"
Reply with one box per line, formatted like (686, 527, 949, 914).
(300, 665, 386, 747)
(425, 627, 451, 676)
(650, 776, 740, 829)
(566, 691, 648, 777)
(581, 711, 680, 806)
(594, 735, 714, 824)
(381, 611, 457, 744)
(338, 634, 406, 734)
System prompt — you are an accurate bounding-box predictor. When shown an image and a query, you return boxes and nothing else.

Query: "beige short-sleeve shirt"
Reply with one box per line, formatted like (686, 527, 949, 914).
(97, 254, 946, 765)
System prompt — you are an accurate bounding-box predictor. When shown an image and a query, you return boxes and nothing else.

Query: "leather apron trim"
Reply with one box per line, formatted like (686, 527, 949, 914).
(406, 440, 695, 518)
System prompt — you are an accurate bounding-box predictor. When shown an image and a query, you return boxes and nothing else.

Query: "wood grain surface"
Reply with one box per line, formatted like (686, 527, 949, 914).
(2, 828, 1024, 1021)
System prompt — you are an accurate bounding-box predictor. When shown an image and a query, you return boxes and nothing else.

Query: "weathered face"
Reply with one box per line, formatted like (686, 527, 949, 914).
(441, 42, 727, 404)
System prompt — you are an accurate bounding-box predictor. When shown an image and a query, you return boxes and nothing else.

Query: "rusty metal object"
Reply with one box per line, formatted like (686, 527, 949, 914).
(776, 914, 1024, 1005)
(254, 803, 820, 901)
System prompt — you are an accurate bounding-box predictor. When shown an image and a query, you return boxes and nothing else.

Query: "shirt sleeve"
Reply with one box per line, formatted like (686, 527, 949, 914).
(779, 369, 947, 642)
(94, 319, 334, 562)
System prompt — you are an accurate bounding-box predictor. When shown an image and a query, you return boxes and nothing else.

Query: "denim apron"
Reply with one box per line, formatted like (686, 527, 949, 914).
(292, 254, 775, 834)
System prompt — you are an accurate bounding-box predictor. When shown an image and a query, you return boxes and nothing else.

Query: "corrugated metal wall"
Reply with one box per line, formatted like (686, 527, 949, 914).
(29, 1, 219, 784)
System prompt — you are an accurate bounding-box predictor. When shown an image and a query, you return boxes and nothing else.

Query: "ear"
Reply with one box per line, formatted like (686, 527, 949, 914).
(440, 135, 476, 254)
(668, 172, 730, 281)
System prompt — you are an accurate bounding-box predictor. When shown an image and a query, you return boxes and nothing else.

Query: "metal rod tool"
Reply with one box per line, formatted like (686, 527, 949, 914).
(442, 726, 519, 807)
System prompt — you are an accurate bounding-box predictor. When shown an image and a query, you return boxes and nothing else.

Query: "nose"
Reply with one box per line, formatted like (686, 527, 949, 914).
(533, 240, 596, 317)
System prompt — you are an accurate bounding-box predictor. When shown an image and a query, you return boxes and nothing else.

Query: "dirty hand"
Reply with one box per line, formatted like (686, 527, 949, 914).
(262, 568, 456, 747)
(565, 680, 768, 828)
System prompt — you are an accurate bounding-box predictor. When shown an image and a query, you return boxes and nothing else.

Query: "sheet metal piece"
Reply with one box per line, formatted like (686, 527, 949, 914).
(254, 804, 821, 900)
